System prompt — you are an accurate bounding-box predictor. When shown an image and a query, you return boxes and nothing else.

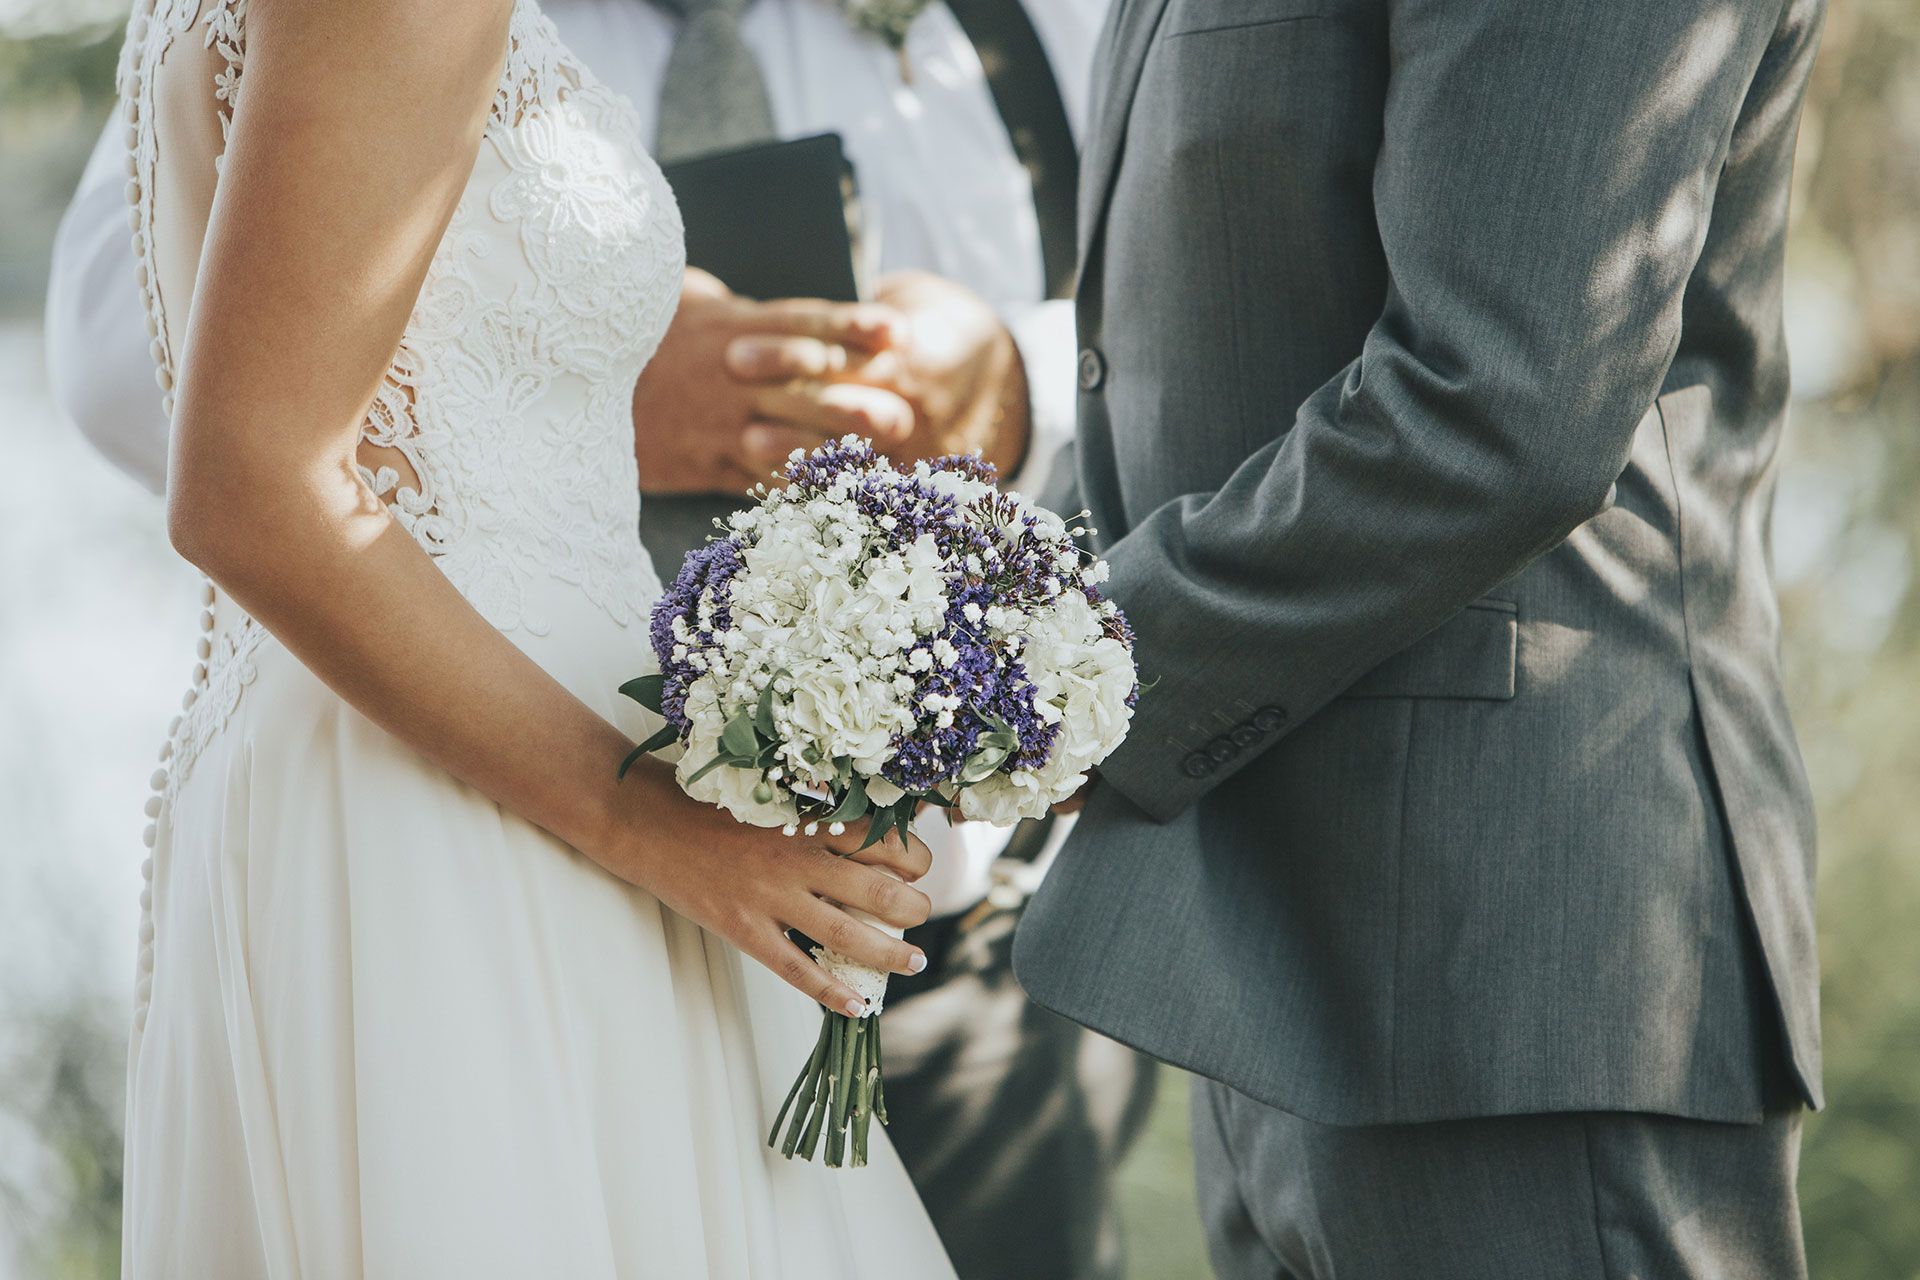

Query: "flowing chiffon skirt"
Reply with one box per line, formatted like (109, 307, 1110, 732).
(121, 584, 955, 1278)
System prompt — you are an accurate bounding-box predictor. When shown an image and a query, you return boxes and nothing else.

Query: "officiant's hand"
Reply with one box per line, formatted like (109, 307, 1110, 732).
(632, 269, 913, 494)
(728, 270, 1031, 478)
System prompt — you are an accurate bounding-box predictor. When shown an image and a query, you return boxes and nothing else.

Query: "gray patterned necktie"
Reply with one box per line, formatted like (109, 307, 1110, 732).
(652, 0, 778, 163)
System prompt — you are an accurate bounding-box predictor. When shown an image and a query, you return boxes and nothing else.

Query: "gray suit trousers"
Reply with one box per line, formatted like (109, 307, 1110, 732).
(1191, 1077, 1806, 1280)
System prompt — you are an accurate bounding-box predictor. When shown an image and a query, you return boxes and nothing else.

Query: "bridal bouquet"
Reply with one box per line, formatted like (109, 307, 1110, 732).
(619, 436, 1137, 1167)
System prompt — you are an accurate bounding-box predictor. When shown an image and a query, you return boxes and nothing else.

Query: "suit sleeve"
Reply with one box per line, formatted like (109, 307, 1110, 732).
(46, 121, 172, 494)
(1092, 0, 1792, 821)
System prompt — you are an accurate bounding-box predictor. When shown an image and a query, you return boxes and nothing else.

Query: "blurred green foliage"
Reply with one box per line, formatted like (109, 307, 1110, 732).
(0, 22, 118, 312)
(1774, 0, 1920, 1274)
(1, 0, 1917, 1275)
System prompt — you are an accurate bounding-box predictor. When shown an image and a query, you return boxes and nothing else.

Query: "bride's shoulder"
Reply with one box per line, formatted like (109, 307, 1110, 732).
(213, 0, 520, 113)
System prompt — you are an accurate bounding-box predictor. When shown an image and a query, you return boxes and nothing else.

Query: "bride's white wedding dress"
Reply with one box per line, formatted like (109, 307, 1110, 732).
(115, 2, 954, 1275)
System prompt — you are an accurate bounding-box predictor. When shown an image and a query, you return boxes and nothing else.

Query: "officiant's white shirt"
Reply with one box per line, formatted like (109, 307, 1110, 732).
(45, 0, 1104, 917)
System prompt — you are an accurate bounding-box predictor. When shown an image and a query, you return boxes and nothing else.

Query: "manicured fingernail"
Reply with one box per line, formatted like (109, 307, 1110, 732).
(843, 997, 867, 1017)
(742, 425, 779, 457)
(907, 951, 927, 974)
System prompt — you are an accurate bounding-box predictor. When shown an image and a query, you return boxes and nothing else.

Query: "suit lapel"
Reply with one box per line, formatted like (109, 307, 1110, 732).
(1076, 0, 1175, 278)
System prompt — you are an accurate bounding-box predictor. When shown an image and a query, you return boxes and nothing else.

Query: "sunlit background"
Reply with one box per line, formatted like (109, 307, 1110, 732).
(3, 2, 1917, 1276)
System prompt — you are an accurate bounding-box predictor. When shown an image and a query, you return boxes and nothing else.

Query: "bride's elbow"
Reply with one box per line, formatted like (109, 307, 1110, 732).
(167, 445, 363, 586)
(165, 480, 231, 574)
(165, 451, 267, 580)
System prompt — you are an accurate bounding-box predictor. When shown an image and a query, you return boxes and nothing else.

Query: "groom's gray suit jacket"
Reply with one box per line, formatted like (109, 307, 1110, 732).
(1013, 0, 1826, 1125)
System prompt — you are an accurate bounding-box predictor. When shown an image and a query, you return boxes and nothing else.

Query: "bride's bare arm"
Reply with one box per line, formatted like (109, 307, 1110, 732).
(165, 0, 927, 1015)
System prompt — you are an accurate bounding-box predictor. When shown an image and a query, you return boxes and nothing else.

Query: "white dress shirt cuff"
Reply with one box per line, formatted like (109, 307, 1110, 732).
(1002, 298, 1078, 504)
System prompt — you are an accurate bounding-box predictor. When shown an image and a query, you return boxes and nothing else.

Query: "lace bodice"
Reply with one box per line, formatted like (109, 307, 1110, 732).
(118, 0, 684, 805)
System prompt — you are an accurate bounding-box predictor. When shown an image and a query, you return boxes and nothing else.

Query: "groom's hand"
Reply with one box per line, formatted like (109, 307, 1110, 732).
(728, 270, 1031, 478)
(1052, 774, 1095, 815)
(631, 268, 912, 494)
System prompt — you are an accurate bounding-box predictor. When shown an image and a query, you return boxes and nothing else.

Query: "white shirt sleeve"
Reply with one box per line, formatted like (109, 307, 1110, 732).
(1003, 297, 1079, 501)
(46, 121, 172, 495)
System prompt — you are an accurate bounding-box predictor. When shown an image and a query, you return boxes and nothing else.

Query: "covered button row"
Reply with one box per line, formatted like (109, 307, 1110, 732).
(1179, 706, 1288, 780)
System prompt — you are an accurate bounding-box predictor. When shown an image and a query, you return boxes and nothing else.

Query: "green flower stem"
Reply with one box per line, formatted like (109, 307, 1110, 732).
(826, 1013, 860, 1167)
(781, 1032, 827, 1159)
(770, 1014, 831, 1148)
(779, 1057, 820, 1159)
(851, 1023, 875, 1167)
(797, 1015, 841, 1160)
(871, 1012, 889, 1126)
(768, 1007, 893, 1167)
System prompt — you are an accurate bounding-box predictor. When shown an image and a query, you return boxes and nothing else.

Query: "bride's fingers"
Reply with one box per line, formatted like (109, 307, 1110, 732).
(823, 825, 932, 883)
(810, 851, 932, 931)
(755, 929, 871, 1018)
(792, 898, 927, 977)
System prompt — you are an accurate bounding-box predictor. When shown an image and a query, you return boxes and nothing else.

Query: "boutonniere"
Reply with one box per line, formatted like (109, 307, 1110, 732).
(838, 0, 933, 74)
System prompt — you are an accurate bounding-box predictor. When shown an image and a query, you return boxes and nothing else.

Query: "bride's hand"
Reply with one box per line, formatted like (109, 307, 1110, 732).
(609, 763, 933, 1015)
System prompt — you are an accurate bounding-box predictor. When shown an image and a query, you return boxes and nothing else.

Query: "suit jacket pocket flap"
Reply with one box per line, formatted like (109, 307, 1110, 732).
(1162, 0, 1331, 38)
(1342, 601, 1517, 701)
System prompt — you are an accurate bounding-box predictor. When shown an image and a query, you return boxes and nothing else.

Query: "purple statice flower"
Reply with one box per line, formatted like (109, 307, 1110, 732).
(926, 452, 1000, 485)
(882, 633, 1003, 793)
(992, 660, 1059, 771)
(649, 534, 744, 731)
(781, 435, 882, 489)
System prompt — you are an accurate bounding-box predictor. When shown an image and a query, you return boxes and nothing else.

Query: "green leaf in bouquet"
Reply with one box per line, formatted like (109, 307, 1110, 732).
(958, 735, 1016, 784)
(616, 723, 680, 778)
(956, 755, 994, 785)
(755, 679, 779, 739)
(825, 776, 870, 827)
(618, 673, 667, 713)
(684, 752, 739, 786)
(721, 710, 762, 760)
(617, 742, 649, 780)
(856, 802, 900, 851)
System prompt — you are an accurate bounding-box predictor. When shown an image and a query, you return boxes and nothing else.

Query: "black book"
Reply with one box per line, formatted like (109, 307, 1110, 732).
(660, 132, 865, 304)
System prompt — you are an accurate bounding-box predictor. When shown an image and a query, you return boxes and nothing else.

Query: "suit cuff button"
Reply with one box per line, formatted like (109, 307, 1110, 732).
(1205, 737, 1238, 763)
(1229, 723, 1261, 748)
(1252, 705, 1288, 732)
(1180, 752, 1215, 779)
